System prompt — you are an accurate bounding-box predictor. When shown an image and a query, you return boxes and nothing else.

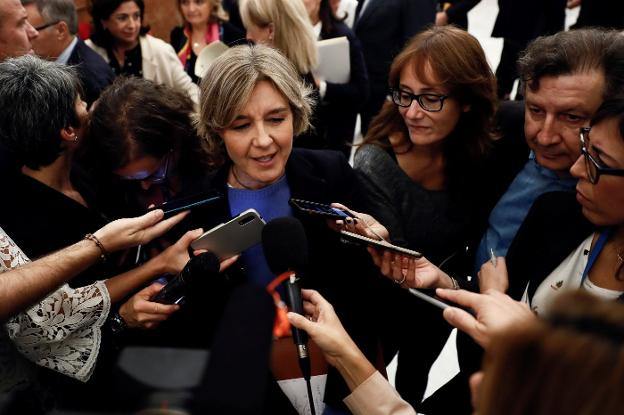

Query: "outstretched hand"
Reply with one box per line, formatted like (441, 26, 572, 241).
(119, 283, 180, 330)
(436, 288, 535, 348)
(327, 202, 390, 241)
(368, 248, 455, 289)
(93, 210, 189, 253)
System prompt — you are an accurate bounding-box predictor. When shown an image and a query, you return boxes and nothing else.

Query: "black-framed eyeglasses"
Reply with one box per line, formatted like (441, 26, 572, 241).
(390, 88, 449, 112)
(579, 127, 624, 184)
(33, 20, 60, 31)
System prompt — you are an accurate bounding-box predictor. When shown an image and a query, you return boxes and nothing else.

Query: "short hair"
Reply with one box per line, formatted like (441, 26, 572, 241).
(0, 55, 82, 169)
(517, 28, 621, 94)
(478, 291, 624, 415)
(362, 26, 497, 178)
(177, 0, 229, 24)
(90, 0, 150, 48)
(21, 0, 78, 34)
(85, 76, 212, 176)
(591, 97, 624, 148)
(198, 44, 314, 167)
(240, 0, 317, 74)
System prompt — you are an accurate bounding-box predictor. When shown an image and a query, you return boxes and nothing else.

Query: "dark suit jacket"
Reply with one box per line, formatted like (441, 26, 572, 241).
(354, 0, 436, 96)
(67, 38, 115, 107)
(506, 191, 594, 302)
(492, 0, 566, 45)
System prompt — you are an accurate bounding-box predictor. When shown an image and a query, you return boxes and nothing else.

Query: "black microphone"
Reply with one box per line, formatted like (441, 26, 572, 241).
(262, 217, 316, 414)
(262, 217, 309, 360)
(151, 252, 220, 305)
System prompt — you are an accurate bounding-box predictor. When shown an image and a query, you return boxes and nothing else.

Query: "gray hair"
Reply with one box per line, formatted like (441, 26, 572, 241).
(21, 0, 78, 34)
(0, 55, 82, 169)
(197, 44, 314, 164)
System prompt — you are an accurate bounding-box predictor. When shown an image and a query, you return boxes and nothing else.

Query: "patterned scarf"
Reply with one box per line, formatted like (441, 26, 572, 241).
(177, 22, 221, 66)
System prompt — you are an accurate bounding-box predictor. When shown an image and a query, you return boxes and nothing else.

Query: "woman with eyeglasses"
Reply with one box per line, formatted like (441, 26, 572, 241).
(87, 0, 199, 104)
(353, 26, 498, 412)
(84, 77, 214, 215)
(480, 98, 624, 316)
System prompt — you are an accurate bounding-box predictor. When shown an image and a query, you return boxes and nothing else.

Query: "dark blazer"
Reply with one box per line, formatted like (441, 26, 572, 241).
(492, 0, 566, 45)
(354, 0, 436, 96)
(203, 149, 389, 411)
(67, 38, 115, 107)
(506, 191, 594, 302)
(317, 20, 369, 155)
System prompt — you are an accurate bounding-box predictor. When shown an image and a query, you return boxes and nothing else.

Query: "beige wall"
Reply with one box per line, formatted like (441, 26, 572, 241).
(76, 0, 181, 42)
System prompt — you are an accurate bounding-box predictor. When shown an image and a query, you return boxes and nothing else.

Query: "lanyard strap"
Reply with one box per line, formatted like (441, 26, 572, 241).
(581, 229, 612, 286)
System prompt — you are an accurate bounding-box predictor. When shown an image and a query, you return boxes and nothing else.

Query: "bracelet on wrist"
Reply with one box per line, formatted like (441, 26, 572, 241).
(84, 233, 109, 262)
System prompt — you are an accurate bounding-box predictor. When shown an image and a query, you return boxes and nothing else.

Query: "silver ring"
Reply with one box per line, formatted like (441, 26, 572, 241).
(395, 274, 406, 284)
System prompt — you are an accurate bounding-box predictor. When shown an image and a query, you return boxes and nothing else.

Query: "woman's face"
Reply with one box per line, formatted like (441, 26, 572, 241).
(180, 0, 211, 27)
(220, 80, 293, 190)
(397, 62, 467, 150)
(102, 1, 141, 47)
(302, 0, 321, 20)
(570, 117, 624, 226)
(245, 21, 273, 45)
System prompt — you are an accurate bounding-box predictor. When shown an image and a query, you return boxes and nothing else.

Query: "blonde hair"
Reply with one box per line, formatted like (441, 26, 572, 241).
(198, 44, 314, 166)
(177, 0, 229, 24)
(240, 0, 318, 74)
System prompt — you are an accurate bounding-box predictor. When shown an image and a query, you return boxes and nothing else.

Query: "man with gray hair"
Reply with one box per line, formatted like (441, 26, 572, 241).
(22, 0, 113, 106)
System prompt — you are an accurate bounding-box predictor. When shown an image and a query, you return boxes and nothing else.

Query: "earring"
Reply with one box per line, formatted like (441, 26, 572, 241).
(72, 134, 78, 142)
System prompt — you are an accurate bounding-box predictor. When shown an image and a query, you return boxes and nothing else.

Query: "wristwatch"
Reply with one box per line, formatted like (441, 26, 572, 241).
(109, 312, 128, 335)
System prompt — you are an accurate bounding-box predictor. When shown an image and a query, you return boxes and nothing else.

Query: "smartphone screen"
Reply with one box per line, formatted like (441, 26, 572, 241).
(147, 191, 221, 219)
(289, 198, 356, 220)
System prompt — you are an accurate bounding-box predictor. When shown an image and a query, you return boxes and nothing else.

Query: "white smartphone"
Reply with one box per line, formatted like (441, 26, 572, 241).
(190, 209, 265, 259)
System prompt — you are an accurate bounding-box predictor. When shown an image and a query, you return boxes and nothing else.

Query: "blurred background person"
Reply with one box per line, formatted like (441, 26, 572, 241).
(353, 25, 499, 413)
(87, 0, 199, 104)
(303, 0, 369, 157)
(170, 0, 245, 84)
(198, 43, 385, 412)
(240, 0, 324, 148)
(569, 0, 624, 30)
(22, 0, 114, 107)
(492, 0, 567, 99)
(352, 0, 435, 135)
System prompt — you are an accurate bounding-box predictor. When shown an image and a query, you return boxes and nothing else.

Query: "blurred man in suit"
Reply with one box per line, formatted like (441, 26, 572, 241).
(353, 0, 436, 134)
(23, 0, 114, 106)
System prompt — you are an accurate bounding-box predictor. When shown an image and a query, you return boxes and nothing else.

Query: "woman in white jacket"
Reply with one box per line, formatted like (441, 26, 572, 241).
(87, 0, 199, 104)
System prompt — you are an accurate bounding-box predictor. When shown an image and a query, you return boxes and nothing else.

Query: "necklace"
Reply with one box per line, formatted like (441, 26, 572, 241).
(230, 167, 255, 190)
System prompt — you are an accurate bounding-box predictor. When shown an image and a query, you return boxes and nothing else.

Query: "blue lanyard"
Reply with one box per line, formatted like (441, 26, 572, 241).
(581, 229, 612, 286)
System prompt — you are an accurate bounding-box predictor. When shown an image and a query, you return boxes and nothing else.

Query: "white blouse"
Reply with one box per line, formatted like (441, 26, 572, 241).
(0, 227, 110, 391)
(523, 233, 624, 316)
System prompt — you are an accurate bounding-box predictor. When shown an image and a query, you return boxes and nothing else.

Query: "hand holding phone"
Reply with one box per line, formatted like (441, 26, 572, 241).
(339, 230, 422, 258)
(190, 209, 265, 259)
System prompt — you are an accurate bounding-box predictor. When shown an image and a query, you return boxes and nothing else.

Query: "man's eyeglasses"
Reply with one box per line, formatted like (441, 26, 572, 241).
(33, 21, 60, 31)
(579, 127, 624, 184)
(120, 152, 172, 184)
(390, 88, 448, 112)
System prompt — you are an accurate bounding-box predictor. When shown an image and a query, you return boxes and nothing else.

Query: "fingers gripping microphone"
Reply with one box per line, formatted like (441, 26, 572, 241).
(151, 252, 220, 305)
(262, 217, 316, 414)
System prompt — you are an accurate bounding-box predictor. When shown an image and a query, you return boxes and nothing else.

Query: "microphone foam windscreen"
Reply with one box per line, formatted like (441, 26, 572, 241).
(261, 217, 308, 274)
(187, 251, 220, 275)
